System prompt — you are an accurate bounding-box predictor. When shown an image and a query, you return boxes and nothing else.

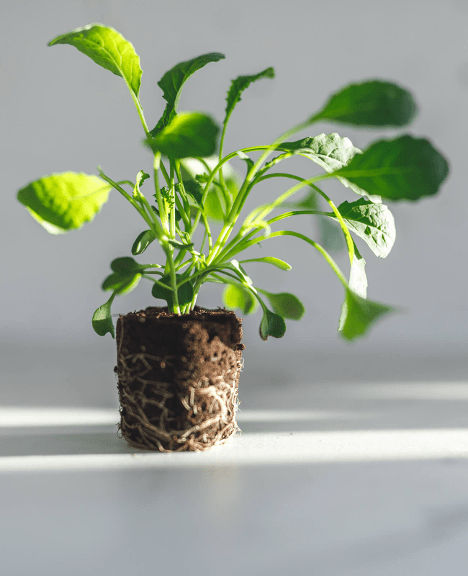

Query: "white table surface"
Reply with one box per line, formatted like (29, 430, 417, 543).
(1, 344, 468, 576)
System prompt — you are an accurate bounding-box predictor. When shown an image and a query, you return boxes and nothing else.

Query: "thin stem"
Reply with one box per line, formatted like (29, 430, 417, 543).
(253, 172, 354, 263)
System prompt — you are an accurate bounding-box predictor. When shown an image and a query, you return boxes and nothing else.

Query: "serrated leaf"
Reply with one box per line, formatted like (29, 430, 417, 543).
(92, 293, 116, 338)
(48, 24, 142, 100)
(259, 308, 286, 340)
(225, 67, 274, 121)
(222, 283, 258, 315)
(338, 289, 393, 341)
(17, 172, 110, 233)
(146, 112, 219, 159)
(334, 136, 449, 202)
(260, 290, 305, 320)
(132, 229, 157, 255)
(332, 199, 396, 258)
(311, 80, 417, 127)
(240, 257, 291, 271)
(151, 52, 225, 135)
(151, 274, 194, 308)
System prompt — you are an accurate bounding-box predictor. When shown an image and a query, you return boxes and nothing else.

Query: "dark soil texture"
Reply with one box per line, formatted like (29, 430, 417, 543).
(115, 306, 244, 452)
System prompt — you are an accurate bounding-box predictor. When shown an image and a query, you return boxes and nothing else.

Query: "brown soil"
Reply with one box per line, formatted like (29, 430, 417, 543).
(115, 306, 245, 452)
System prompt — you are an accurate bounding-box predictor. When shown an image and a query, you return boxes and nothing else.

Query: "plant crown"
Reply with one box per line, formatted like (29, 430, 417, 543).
(17, 24, 449, 341)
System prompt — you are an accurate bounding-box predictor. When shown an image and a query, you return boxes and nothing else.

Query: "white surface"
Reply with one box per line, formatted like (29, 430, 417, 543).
(1, 346, 468, 575)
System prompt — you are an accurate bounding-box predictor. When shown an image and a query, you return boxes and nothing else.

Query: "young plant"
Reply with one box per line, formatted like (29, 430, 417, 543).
(17, 24, 449, 342)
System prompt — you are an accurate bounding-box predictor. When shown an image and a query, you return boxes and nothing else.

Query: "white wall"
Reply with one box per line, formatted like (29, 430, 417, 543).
(2, 0, 467, 354)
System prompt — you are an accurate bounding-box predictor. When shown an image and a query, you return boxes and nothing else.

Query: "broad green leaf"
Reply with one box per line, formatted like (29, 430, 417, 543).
(338, 289, 394, 341)
(151, 274, 194, 308)
(333, 136, 449, 202)
(259, 308, 286, 340)
(259, 290, 305, 320)
(225, 67, 275, 122)
(222, 283, 258, 315)
(278, 133, 379, 201)
(92, 293, 116, 338)
(102, 272, 142, 295)
(146, 112, 219, 159)
(280, 133, 360, 171)
(332, 199, 396, 257)
(17, 172, 110, 233)
(151, 52, 225, 135)
(110, 256, 147, 274)
(310, 80, 417, 127)
(132, 229, 157, 255)
(48, 24, 142, 100)
(240, 257, 291, 271)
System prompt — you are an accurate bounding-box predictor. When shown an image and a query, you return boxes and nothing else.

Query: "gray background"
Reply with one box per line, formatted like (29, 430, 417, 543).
(2, 0, 467, 355)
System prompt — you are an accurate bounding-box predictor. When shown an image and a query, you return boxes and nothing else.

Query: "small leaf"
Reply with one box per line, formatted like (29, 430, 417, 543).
(225, 67, 275, 122)
(110, 256, 147, 274)
(151, 274, 194, 308)
(48, 24, 142, 100)
(17, 172, 110, 233)
(260, 290, 305, 320)
(332, 199, 396, 257)
(132, 229, 157, 255)
(133, 171, 150, 198)
(151, 52, 225, 134)
(102, 272, 142, 295)
(92, 293, 116, 338)
(240, 257, 291, 271)
(338, 290, 394, 341)
(334, 136, 449, 202)
(311, 80, 417, 127)
(146, 112, 220, 159)
(222, 283, 258, 315)
(259, 308, 286, 340)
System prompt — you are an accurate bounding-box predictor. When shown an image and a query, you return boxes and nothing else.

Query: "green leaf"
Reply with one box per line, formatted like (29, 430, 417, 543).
(259, 290, 305, 320)
(225, 67, 275, 122)
(240, 257, 291, 271)
(151, 274, 194, 308)
(133, 170, 150, 198)
(332, 199, 396, 257)
(17, 172, 110, 234)
(151, 52, 225, 135)
(278, 133, 378, 200)
(280, 133, 360, 171)
(48, 24, 142, 100)
(333, 136, 449, 202)
(310, 80, 417, 127)
(146, 112, 220, 159)
(92, 293, 116, 338)
(132, 229, 157, 255)
(259, 308, 286, 340)
(110, 256, 147, 274)
(102, 272, 142, 295)
(222, 283, 258, 315)
(338, 289, 393, 341)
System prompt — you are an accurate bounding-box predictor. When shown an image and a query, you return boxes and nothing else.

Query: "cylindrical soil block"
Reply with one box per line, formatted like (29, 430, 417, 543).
(115, 306, 244, 452)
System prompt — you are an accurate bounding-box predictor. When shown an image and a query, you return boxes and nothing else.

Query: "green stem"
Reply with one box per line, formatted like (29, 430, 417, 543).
(98, 169, 154, 230)
(254, 172, 354, 264)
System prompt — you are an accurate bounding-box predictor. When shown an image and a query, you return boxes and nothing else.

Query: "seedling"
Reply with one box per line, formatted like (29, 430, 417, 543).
(17, 24, 449, 341)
